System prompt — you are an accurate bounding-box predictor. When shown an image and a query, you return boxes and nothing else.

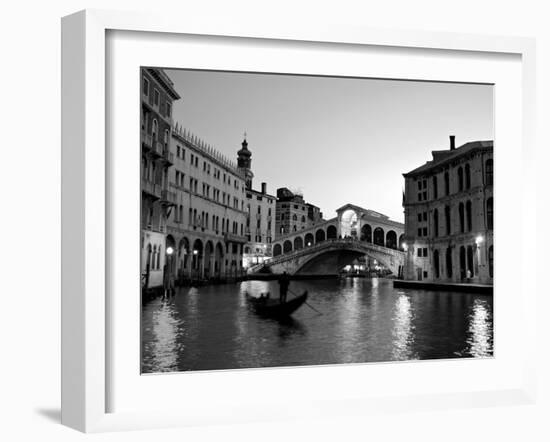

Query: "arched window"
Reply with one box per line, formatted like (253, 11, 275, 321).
(386, 231, 397, 249)
(151, 161, 156, 182)
(361, 224, 372, 242)
(458, 167, 464, 192)
(465, 164, 471, 189)
(156, 246, 161, 269)
(315, 229, 326, 243)
(146, 244, 152, 269)
(433, 249, 440, 279)
(485, 159, 493, 185)
(444, 171, 450, 195)
(327, 225, 337, 239)
(152, 119, 158, 141)
(142, 157, 148, 179)
(445, 205, 451, 235)
(459, 202, 465, 233)
(294, 237, 303, 250)
(459, 246, 466, 279)
(301, 215, 305, 223)
(292, 214, 297, 221)
(467, 245, 474, 277)
(273, 244, 282, 257)
(489, 245, 494, 278)
(466, 200, 472, 232)
(486, 197, 494, 230)
(373, 227, 384, 246)
(446, 247, 453, 278)
(152, 245, 157, 270)
(432, 175, 438, 199)
(433, 209, 439, 237)
(283, 240, 292, 253)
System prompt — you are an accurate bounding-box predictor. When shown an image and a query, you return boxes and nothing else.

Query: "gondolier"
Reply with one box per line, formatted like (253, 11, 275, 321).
(278, 271, 290, 304)
(246, 290, 309, 318)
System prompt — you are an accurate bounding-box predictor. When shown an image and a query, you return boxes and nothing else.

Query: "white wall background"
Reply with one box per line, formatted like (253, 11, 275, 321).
(0, 1, 548, 440)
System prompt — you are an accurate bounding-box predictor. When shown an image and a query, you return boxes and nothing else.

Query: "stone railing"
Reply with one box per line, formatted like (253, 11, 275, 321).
(224, 232, 248, 244)
(273, 217, 338, 243)
(141, 178, 161, 198)
(265, 238, 404, 267)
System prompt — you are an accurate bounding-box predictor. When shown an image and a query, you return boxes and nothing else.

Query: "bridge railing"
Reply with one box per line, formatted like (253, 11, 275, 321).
(263, 238, 404, 268)
(273, 217, 338, 244)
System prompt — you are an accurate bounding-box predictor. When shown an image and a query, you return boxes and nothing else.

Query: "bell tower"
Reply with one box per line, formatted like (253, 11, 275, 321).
(237, 133, 254, 189)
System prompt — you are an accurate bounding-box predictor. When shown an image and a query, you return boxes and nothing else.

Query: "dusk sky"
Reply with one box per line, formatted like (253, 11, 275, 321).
(165, 69, 494, 222)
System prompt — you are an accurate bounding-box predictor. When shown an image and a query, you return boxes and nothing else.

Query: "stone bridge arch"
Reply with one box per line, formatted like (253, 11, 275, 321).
(263, 239, 404, 277)
(271, 218, 339, 255)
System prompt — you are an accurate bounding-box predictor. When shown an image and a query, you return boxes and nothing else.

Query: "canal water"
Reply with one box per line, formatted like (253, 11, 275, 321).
(141, 278, 493, 373)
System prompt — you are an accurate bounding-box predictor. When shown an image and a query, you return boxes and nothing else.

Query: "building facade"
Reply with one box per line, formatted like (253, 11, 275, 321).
(140, 68, 181, 289)
(402, 136, 494, 284)
(236, 138, 277, 268)
(165, 126, 249, 284)
(275, 188, 323, 238)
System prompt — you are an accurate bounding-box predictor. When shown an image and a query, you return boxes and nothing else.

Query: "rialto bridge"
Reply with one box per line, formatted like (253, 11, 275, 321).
(253, 204, 406, 276)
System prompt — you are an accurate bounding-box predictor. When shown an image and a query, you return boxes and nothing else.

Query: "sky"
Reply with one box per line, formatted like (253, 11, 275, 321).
(165, 69, 494, 222)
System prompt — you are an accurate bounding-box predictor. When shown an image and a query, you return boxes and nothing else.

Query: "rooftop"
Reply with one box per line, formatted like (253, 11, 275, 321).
(403, 140, 493, 178)
(172, 122, 243, 176)
(146, 68, 181, 101)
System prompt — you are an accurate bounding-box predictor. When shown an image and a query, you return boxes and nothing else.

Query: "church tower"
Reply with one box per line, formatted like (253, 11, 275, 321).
(237, 134, 254, 189)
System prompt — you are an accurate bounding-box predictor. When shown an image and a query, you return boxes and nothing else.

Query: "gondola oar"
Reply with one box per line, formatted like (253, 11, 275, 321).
(288, 288, 323, 315)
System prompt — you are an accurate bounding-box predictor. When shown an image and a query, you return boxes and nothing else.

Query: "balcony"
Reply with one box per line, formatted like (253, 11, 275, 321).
(141, 132, 153, 150)
(141, 178, 161, 199)
(152, 141, 174, 165)
(152, 140, 164, 157)
(162, 149, 174, 165)
(224, 233, 248, 244)
(160, 189, 177, 206)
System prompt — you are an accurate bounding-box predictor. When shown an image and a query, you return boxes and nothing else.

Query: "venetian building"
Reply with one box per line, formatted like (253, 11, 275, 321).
(140, 68, 181, 290)
(236, 137, 277, 268)
(275, 188, 323, 238)
(164, 126, 248, 283)
(402, 136, 494, 284)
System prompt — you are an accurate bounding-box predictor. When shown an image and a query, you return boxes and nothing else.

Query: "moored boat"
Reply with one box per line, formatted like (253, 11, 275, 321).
(246, 291, 308, 318)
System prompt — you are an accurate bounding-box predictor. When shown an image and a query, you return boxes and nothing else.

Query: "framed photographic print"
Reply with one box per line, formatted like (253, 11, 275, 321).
(62, 9, 537, 432)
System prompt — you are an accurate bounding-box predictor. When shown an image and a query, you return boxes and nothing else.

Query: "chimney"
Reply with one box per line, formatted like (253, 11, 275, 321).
(261, 182, 267, 194)
(450, 135, 456, 150)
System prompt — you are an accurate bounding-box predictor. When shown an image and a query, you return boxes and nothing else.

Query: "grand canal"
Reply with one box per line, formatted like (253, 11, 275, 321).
(141, 278, 493, 373)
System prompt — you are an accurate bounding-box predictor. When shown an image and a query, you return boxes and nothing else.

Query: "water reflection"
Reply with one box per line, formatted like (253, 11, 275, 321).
(391, 295, 417, 360)
(141, 299, 182, 372)
(141, 278, 494, 373)
(466, 298, 493, 357)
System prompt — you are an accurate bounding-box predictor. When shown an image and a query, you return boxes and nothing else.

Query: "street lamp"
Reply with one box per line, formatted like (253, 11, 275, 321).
(307, 242, 312, 247)
(192, 249, 198, 281)
(164, 246, 174, 296)
(475, 235, 484, 246)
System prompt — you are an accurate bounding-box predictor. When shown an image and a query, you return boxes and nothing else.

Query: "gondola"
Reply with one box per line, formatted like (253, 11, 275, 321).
(246, 291, 308, 318)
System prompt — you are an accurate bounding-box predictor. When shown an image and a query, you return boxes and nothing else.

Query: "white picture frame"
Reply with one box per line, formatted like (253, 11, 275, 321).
(61, 9, 537, 433)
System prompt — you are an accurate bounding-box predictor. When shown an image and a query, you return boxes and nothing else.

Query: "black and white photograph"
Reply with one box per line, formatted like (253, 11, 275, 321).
(140, 67, 494, 373)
